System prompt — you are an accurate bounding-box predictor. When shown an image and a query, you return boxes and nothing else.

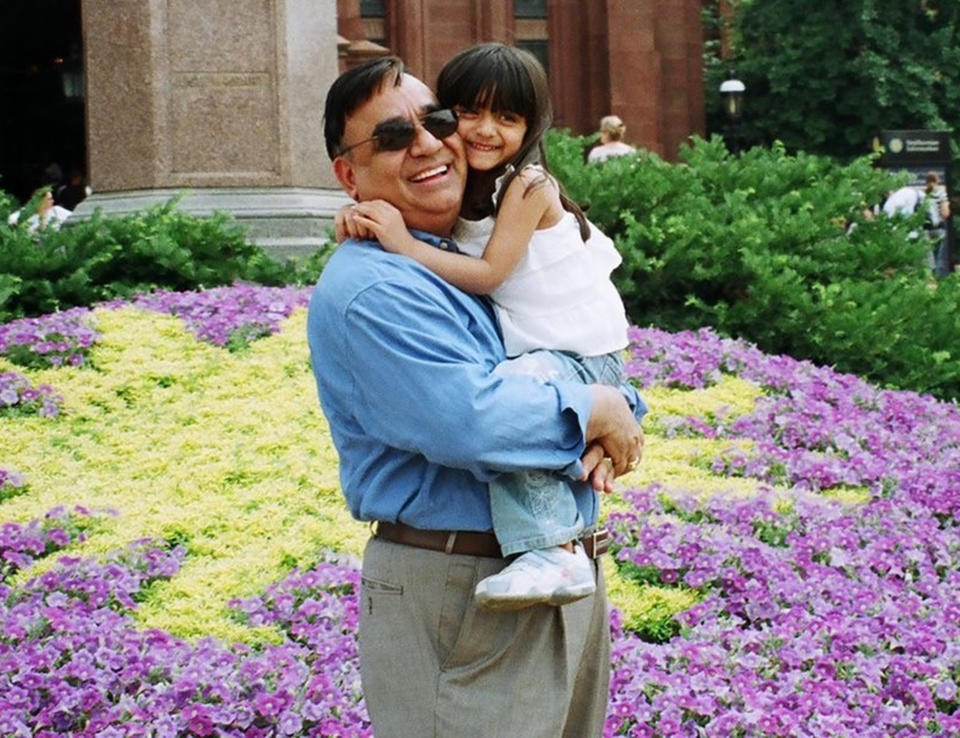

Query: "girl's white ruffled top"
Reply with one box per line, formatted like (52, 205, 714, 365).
(453, 211, 630, 359)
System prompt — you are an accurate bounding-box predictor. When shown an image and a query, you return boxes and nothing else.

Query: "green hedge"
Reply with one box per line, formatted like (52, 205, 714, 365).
(0, 196, 330, 323)
(6, 145, 960, 400)
(548, 132, 960, 400)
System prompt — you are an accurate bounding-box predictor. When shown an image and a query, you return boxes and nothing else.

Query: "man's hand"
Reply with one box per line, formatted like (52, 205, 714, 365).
(585, 385, 644, 476)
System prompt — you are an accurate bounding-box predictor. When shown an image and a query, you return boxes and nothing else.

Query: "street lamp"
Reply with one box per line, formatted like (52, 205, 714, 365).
(719, 70, 745, 153)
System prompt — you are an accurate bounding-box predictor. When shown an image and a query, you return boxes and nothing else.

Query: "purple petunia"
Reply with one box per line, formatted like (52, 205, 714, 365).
(109, 283, 312, 349)
(599, 326, 960, 735)
(0, 371, 62, 418)
(0, 512, 370, 736)
(4, 299, 960, 735)
(0, 308, 99, 369)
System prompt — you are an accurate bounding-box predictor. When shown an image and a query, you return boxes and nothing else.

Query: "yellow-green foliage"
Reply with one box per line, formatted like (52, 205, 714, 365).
(644, 376, 762, 424)
(610, 377, 784, 506)
(1, 308, 368, 643)
(603, 556, 699, 640)
(1, 307, 785, 644)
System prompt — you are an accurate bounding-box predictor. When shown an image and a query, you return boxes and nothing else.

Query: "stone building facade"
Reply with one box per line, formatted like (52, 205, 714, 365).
(67, 0, 704, 254)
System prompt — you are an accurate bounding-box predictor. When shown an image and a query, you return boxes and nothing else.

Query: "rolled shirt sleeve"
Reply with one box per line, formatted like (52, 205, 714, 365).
(308, 241, 597, 531)
(344, 280, 593, 476)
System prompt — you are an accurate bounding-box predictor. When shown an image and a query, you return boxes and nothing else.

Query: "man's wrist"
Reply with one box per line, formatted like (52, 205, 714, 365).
(585, 385, 618, 442)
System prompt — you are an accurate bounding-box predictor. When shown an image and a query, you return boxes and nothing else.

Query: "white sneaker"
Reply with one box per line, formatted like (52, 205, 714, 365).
(474, 544, 595, 611)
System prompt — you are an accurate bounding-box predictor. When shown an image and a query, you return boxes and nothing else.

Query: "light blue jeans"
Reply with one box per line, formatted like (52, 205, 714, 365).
(490, 349, 643, 556)
(927, 229, 950, 279)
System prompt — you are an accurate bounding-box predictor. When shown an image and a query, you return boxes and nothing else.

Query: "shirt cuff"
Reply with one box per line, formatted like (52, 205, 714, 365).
(552, 381, 593, 478)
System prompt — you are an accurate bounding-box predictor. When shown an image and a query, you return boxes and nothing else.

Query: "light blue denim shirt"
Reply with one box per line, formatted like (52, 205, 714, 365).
(306, 231, 598, 532)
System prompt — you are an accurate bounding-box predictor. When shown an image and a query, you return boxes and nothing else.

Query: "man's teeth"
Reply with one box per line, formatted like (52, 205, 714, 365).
(411, 165, 447, 182)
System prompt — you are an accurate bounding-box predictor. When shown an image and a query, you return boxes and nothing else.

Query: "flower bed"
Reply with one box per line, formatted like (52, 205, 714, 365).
(1, 286, 958, 735)
(1, 517, 367, 737)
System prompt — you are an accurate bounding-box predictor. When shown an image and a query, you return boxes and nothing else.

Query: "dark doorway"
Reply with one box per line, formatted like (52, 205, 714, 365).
(0, 0, 85, 204)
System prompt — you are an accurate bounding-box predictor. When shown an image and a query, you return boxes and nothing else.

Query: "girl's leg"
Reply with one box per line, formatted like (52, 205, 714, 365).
(488, 351, 589, 557)
(478, 350, 632, 610)
(488, 348, 639, 556)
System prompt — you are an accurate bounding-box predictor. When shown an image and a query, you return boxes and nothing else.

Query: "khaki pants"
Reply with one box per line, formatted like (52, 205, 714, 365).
(359, 536, 611, 738)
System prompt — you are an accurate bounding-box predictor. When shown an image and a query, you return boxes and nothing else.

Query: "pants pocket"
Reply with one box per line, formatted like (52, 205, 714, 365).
(360, 575, 403, 619)
(436, 562, 475, 666)
(439, 566, 517, 672)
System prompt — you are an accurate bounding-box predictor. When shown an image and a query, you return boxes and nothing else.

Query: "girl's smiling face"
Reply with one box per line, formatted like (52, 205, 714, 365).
(454, 105, 528, 173)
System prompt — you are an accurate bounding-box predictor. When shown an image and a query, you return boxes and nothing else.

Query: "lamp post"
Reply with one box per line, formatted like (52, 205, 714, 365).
(719, 70, 745, 154)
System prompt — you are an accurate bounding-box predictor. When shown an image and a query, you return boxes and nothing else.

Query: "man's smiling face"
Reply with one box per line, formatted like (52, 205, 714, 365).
(334, 74, 467, 237)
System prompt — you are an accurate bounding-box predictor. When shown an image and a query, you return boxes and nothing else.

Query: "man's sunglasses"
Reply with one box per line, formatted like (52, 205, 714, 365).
(337, 108, 459, 156)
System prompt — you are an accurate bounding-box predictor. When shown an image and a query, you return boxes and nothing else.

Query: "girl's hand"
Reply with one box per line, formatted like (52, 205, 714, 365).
(334, 203, 375, 243)
(580, 442, 616, 493)
(351, 200, 416, 255)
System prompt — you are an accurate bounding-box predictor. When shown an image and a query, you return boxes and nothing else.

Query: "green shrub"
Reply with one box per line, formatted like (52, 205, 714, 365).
(548, 131, 960, 400)
(0, 197, 331, 322)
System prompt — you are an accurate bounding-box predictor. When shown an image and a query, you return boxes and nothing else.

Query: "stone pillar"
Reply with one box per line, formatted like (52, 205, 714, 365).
(606, 0, 662, 155)
(653, 0, 705, 157)
(589, 0, 703, 159)
(76, 0, 348, 258)
(388, 0, 491, 86)
(549, 0, 606, 134)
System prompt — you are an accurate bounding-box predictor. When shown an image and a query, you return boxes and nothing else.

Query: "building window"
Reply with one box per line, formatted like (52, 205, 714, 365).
(514, 0, 547, 19)
(361, 0, 386, 46)
(516, 39, 549, 78)
(515, 1, 548, 77)
(360, 0, 385, 14)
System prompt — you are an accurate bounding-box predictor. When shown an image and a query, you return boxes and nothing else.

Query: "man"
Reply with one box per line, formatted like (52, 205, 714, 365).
(308, 57, 643, 738)
(922, 171, 951, 278)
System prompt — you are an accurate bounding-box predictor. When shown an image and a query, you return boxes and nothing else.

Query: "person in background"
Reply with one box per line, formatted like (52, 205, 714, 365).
(7, 186, 72, 233)
(587, 115, 635, 163)
(41, 162, 65, 193)
(55, 169, 91, 211)
(881, 184, 922, 218)
(879, 184, 925, 250)
(922, 171, 951, 278)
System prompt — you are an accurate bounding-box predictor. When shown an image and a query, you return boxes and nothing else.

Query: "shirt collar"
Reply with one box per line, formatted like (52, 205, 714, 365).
(408, 228, 460, 254)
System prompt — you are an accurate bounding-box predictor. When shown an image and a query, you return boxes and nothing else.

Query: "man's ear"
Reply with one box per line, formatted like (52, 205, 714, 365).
(333, 157, 359, 200)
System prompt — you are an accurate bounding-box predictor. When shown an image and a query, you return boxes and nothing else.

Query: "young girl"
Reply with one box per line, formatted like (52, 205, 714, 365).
(338, 43, 645, 611)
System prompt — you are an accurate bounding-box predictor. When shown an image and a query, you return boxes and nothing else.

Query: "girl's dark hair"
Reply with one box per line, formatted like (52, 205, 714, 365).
(436, 43, 589, 240)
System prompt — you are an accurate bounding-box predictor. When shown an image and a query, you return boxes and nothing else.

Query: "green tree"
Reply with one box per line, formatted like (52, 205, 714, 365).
(705, 0, 960, 165)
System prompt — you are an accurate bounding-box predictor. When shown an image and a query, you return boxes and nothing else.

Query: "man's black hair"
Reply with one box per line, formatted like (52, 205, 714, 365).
(323, 56, 405, 160)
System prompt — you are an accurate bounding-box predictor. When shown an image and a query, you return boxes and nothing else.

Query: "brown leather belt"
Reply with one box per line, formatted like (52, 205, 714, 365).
(375, 521, 610, 560)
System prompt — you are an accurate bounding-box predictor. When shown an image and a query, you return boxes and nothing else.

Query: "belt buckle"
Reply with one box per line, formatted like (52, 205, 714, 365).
(584, 527, 610, 558)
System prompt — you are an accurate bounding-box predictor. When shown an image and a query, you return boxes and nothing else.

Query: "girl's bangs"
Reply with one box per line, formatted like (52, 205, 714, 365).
(441, 55, 534, 119)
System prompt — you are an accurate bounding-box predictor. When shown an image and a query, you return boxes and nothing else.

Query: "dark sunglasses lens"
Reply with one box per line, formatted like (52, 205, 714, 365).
(423, 110, 459, 138)
(372, 110, 458, 151)
(375, 122, 417, 152)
